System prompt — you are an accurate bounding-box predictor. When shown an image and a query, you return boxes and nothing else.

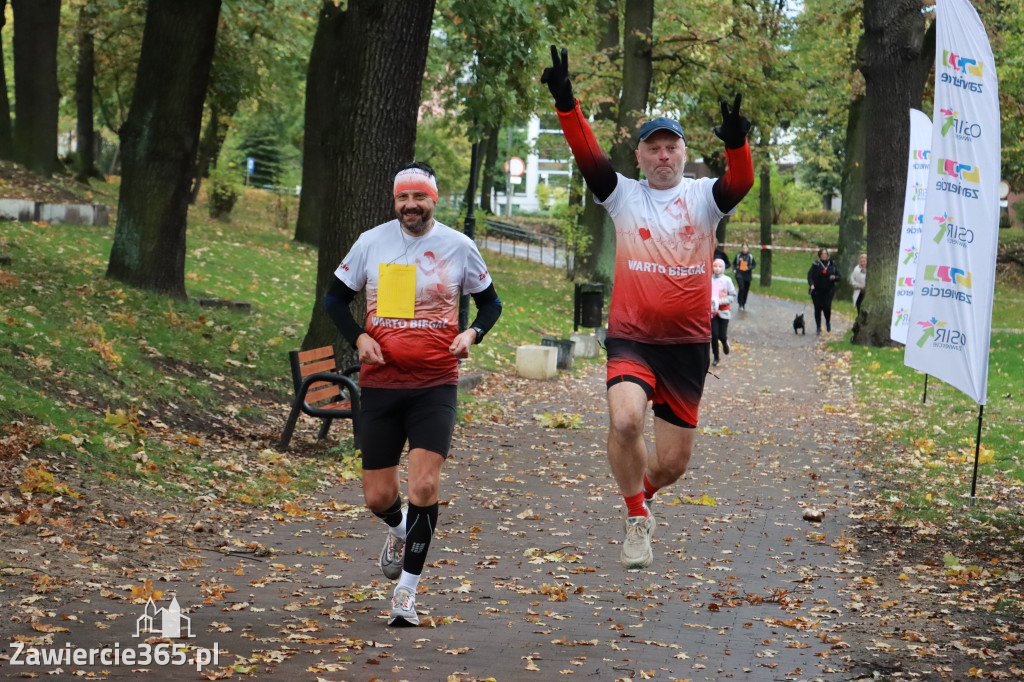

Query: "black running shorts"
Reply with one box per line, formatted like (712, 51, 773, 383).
(605, 337, 710, 428)
(358, 384, 458, 470)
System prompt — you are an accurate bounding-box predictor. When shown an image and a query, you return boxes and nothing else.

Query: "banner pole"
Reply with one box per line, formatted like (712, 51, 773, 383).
(922, 374, 929, 404)
(969, 404, 984, 507)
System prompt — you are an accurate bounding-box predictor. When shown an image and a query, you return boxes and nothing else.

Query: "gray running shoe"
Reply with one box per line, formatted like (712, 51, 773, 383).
(379, 532, 405, 580)
(388, 586, 419, 627)
(621, 514, 655, 569)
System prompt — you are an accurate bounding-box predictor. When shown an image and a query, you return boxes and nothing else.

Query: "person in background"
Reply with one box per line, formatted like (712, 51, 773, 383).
(710, 258, 737, 366)
(732, 243, 756, 311)
(849, 253, 867, 314)
(807, 247, 840, 334)
(714, 242, 731, 269)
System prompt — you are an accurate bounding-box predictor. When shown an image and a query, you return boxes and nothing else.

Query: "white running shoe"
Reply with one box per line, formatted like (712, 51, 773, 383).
(388, 586, 419, 627)
(621, 514, 655, 569)
(379, 532, 405, 580)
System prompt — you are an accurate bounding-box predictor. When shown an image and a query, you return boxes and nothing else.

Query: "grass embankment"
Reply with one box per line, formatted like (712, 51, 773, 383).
(0, 188, 582, 505)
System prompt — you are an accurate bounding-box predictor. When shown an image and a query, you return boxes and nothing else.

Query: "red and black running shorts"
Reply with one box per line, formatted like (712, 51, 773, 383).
(358, 384, 458, 470)
(605, 337, 710, 428)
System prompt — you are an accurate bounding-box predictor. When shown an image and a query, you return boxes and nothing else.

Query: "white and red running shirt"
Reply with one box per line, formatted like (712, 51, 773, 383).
(335, 219, 492, 388)
(598, 173, 731, 344)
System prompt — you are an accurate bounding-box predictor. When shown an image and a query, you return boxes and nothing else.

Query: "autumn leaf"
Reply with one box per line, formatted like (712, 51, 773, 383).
(678, 493, 717, 506)
(130, 579, 164, 604)
(534, 412, 584, 429)
(105, 405, 147, 439)
(19, 461, 80, 498)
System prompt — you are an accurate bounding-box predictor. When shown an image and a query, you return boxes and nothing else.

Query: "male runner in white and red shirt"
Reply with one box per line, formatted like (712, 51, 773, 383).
(542, 46, 754, 569)
(324, 161, 502, 625)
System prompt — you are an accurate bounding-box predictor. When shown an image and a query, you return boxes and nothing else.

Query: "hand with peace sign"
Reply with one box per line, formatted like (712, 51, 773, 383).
(713, 94, 752, 149)
(541, 45, 576, 113)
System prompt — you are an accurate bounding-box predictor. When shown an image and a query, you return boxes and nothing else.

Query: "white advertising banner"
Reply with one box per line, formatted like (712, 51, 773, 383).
(904, 0, 1000, 405)
(891, 109, 932, 344)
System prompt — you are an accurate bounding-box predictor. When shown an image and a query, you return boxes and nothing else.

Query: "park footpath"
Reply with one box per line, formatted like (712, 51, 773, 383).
(1, 293, 874, 682)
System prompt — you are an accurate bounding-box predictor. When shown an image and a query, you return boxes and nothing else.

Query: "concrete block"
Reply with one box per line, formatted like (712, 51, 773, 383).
(516, 345, 557, 379)
(569, 332, 601, 358)
(0, 199, 37, 222)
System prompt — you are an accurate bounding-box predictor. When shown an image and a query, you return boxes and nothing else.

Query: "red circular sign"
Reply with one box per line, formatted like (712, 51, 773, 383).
(504, 157, 525, 177)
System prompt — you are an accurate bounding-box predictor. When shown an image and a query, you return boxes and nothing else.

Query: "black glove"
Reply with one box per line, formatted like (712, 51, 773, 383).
(713, 93, 751, 149)
(541, 45, 575, 113)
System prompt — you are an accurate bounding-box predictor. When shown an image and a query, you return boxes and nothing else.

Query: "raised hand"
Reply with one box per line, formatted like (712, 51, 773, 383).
(540, 45, 575, 112)
(713, 93, 752, 149)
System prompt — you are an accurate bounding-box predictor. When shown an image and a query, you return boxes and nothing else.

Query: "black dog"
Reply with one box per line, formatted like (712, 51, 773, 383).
(793, 313, 806, 335)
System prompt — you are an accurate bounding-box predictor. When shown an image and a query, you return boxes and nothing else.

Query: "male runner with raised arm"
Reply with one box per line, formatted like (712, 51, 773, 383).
(541, 46, 754, 569)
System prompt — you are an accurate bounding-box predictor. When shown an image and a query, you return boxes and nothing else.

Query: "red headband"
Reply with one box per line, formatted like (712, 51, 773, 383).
(393, 168, 438, 203)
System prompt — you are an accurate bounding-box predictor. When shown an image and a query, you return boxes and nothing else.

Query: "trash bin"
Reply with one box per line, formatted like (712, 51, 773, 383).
(541, 337, 576, 370)
(574, 282, 604, 331)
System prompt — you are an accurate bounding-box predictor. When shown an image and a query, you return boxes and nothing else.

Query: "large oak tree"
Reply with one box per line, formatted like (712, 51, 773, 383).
(106, 0, 221, 298)
(297, 0, 435, 353)
(12, 0, 61, 176)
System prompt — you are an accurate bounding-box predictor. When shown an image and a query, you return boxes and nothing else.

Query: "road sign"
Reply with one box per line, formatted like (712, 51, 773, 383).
(999, 179, 1010, 199)
(504, 157, 525, 177)
(246, 157, 255, 175)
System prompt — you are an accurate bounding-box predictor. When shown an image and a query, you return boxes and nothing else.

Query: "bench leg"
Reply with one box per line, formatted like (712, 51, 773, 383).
(316, 418, 333, 441)
(278, 402, 304, 450)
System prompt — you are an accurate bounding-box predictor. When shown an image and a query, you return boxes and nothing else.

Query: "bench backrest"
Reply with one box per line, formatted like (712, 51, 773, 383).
(289, 346, 343, 407)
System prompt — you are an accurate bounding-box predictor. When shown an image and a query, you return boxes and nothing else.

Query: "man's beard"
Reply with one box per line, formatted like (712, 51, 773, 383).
(398, 207, 433, 235)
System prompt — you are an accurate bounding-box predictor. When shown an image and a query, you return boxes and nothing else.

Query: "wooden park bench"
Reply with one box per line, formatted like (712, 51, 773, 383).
(278, 346, 361, 450)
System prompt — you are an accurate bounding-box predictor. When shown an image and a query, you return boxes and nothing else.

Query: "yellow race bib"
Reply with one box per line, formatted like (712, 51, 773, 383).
(376, 263, 417, 318)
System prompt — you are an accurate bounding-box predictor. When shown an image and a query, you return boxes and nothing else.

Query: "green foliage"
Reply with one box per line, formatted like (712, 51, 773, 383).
(733, 165, 825, 224)
(207, 167, 241, 220)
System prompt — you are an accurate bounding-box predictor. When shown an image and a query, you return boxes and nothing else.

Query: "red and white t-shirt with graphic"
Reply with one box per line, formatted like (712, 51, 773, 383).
(335, 220, 492, 388)
(598, 173, 730, 344)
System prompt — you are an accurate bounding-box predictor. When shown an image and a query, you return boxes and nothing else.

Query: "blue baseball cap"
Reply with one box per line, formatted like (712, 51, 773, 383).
(637, 116, 685, 144)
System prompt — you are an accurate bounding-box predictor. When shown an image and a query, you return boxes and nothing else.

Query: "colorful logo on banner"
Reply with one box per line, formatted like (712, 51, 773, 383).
(915, 317, 966, 350)
(893, 307, 910, 328)
(912, 150, 930, 169)
(906, 213, 923, 235)
(919, 264, 973, 304)
(903, 246, 919, 265)
(940, 49, 984, 92)
(940, 107, 982, 141)
(932, 212, 974, 246)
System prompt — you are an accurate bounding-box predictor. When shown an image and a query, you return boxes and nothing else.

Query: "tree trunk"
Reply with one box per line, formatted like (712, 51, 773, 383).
(298, 0, 435, 356)
(74, 5, 99, 183)
(854, 0, 926, 346)
(758, 161, 773, 286)
(106, 0, 221, 299)
(0, 0, 15, 160)
(462, 139, 482, 213)
(12, 0, 61, 176)
(479, 125, 498, 214)
(608, 0, 653, 178)
(578, 0, 619, 285)
(836, 92, 867, 312)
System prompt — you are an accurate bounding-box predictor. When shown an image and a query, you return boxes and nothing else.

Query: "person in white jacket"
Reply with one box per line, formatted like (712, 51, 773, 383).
(849, 253, 867, 312)
(710, 258, 737, 366)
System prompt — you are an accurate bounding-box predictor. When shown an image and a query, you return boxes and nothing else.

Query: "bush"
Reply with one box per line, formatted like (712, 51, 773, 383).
(208, 170, 240, 221)
(791, 209, 840, 225)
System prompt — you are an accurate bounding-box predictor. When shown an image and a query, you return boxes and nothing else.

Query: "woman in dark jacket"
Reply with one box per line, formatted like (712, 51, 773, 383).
(807, 247, 840, 334)
(732, 243, 756, 310)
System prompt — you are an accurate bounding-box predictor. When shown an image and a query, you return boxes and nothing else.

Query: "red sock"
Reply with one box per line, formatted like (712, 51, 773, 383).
(642, 473, 660, 500)
(624, 491, 649, 518)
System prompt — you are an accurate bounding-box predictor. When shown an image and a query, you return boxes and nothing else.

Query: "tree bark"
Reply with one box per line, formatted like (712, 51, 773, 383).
(854, 0, 926, 346)
(12, 0, 61, 176)
(298, 0, 435, 355)
(0, 0, 14, 160)
(74, 4, 99, 183)
(106, 0, 222, 299)
(462, 139, 483, 213)
(758, 161, 773, 286)
(836, 93, 867, 308)
(578, 0, 619, 284)
(608, 0, 653, 178)
(479, 125, 499, 214)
